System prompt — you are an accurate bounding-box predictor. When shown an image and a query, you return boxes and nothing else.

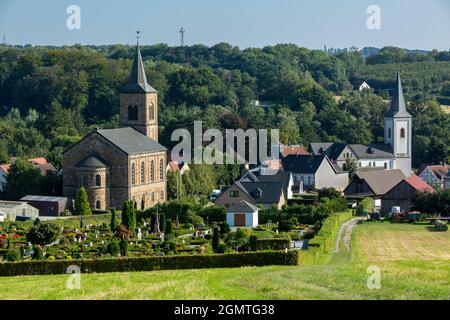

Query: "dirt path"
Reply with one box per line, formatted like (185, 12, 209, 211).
(334, 218, 364, 253)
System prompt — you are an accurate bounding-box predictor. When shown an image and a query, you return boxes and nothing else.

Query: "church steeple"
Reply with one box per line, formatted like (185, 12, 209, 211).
(386, 70, 411, 118)
(119, 32, 159, 141)
(121, 35, 157, 94)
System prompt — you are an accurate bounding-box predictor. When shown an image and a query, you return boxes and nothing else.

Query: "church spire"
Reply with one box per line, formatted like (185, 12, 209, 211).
(121, 32, 157, 94)
(386, 70, 411, 118)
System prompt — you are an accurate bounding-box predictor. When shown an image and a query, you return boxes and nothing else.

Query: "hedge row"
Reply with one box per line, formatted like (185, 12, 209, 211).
(298, 210, 354, 265)
(0, 250, 299, 277)
(250, 237, 291, 251)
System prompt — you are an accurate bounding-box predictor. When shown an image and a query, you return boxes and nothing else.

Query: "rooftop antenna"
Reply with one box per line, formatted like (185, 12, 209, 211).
(136, 30, 141, 46)
(179, 27, 185, 46)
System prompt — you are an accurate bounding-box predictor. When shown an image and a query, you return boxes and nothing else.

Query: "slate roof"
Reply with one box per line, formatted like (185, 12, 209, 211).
(281, 155, 327, 174)
(354, 169, 405, 196)
(77, 156, 109, 168)
(349, 144, 394, 160)
(96, 127, 167, 155)
(227, 200, 259, 213)
(386, 70, 412, 118)
(235, 181, 285, 204)
(121, 44, 157, 94)
(420, 165, 450, 181)
(309, 143, 347, 160)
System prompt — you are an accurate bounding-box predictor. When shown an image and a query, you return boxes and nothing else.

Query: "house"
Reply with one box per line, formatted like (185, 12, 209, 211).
(281, 154, 349, 192)
(444, 171, 450, 190)
(20, 195, 69, 217)
(381, 175, 434, 213)
(0, 201, 39, 221)
(226, 200, 259, 227)
(344, 169, 406, 212)
(215, 170, 292, 209)
(310, 71, 412, 177)
(62, 41, 167, 211)
(166, 161, 190, 175)
(354, 81, 371, 91)
(0, 158, 57, 191)
(417, 164, 449, 189)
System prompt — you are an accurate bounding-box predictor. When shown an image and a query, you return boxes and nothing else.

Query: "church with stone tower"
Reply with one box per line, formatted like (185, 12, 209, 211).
(62, 42, 167, 211)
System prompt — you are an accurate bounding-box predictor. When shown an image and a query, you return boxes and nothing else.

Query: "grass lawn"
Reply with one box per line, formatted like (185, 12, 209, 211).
(0, 222, 449, 300)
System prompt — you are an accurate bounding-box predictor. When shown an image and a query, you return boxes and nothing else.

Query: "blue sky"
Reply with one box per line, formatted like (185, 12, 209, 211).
(1, 0, 450, 50)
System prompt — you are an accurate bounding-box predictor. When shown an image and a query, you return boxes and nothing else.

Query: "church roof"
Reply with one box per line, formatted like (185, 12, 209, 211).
(121, 44, 157, 94)
(77, 156, 109, 168)
(349, 143, 394, 160)
(96, 127, 166, 155)
(386, 70, 412, 118)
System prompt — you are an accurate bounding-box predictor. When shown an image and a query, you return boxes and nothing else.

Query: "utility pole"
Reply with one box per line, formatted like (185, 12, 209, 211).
(179, 27, 185, 46)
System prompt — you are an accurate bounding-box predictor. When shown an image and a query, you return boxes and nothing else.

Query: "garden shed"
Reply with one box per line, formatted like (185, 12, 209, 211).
(226, 201, 259, 228)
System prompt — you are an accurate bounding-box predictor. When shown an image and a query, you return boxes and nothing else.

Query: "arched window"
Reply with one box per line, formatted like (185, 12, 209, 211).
(131, 162, 136, 186)
(128, 105, 138, 121)
(159, 159, 164, 180)
(149, 102, 155, 120)
(141, 194, 145, 210)
(95, 174, 101, 187)
(132, 196, 137, 209)
(140, 161, 145, 184)
(150, 160, 155, 182)
(160, 190, 164, 200)
(400, 128, 406, 138)
(95, 200, 101, 209)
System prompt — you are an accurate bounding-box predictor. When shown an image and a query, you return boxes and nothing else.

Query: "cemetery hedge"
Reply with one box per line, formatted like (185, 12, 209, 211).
(249, 237, 291, 251)
(0, 250, 299, 276)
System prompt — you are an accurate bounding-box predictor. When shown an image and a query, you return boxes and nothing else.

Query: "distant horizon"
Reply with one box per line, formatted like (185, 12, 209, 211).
(1, 0, 450, 51)
(0, 42, 442, 53)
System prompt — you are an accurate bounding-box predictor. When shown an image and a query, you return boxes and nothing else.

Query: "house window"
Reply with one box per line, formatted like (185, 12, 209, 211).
(400, 128, 406, 138)
(307, 176, 312, 185)
(128, 105, 138, 120)
(149, 102, 155, 120)
(150, 160, 155, 182)
(132, 196, 137, 209)
(131, 162, 136, 186)
(384, 162, 388, 169)
(95, 174, 101, 187)
(388, 128, 392, 139)
(230, 191, 239, 198)
(373, 162, 376, 167)
(159, 159, 164, 180)
(160, 190, 164, 200)
(95, 200, 101, 210)
(141, 161, 145, 184)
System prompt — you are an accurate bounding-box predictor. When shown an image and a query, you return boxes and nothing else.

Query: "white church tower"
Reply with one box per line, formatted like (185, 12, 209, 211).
(384, 70, 412, 176)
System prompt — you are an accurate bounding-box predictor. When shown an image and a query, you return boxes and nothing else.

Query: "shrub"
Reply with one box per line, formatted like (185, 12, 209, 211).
(33, 246, 44, 260)
(26, 222, 60, 245)
(110, 208, 117, 231)
(107, 239, 120, 256)
(75, 187, 91, 216)
(218, 222, 230, 235)
(5, 249, 21, 262)
(0, 251, 300, 276)
(249, 237, 291, 251)
(212, 226, 220, 252)
(119, 240, 128, 257)
(199, 206, 226, 223)
(186, 210, 204, 225)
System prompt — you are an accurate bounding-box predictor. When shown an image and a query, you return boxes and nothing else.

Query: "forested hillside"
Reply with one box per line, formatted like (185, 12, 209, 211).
(0, 44, 449, 169)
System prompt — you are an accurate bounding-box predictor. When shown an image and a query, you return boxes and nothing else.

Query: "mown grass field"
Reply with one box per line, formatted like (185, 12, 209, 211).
(0, 222, 449, 300)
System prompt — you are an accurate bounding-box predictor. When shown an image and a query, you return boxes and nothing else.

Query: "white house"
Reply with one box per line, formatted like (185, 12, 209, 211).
(226, 200, 259, 228)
